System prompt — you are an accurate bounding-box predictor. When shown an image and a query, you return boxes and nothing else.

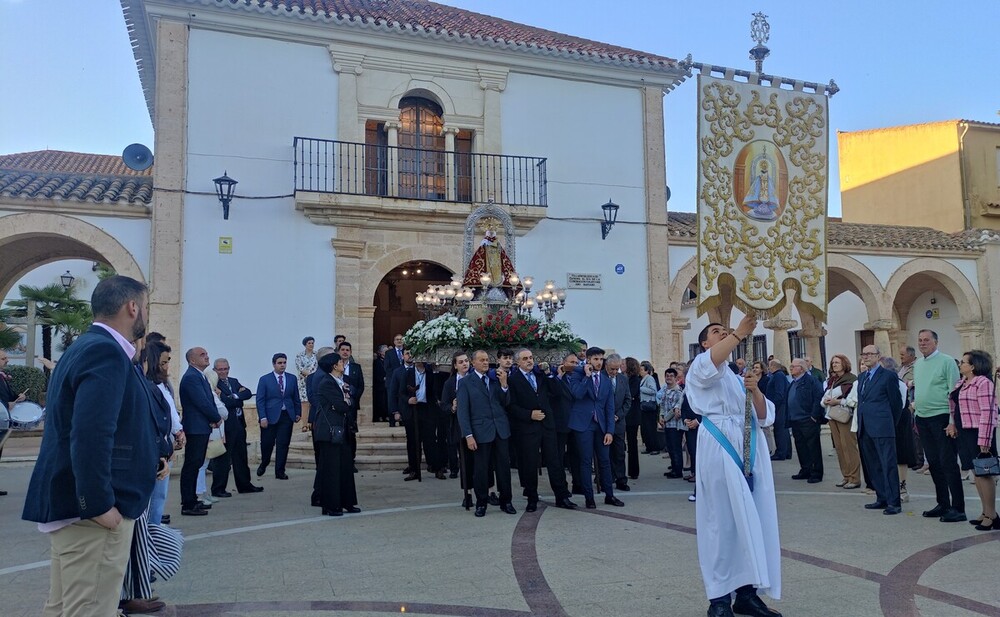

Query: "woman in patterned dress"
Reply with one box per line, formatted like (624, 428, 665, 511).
(296, 336, 317, 419)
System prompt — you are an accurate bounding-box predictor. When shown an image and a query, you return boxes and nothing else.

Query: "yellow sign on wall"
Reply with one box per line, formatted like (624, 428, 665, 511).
(219, 237, 233, 254)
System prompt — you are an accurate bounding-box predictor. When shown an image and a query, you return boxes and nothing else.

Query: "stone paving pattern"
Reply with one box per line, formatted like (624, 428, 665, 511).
(3, 448, 999, 617)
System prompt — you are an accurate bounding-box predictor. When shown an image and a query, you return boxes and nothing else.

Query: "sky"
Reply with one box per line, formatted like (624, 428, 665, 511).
(1, 0, 999, 216)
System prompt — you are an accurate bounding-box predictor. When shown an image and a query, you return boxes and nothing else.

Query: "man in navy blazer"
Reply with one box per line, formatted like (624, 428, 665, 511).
(256, 353, 302, 480)
(857, 346, 904, 515)
(179, 346, 222, 515)
(211, 357, 261, 495)
(23, 276, 160, 617)
(457, 349, 514, 517)
(337, 341, 364, 465)
(786, 358, 826, 483)
(565, 346, 623, 508)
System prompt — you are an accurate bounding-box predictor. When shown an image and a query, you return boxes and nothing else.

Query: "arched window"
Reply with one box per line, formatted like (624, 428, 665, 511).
(397, 97, 445, 199)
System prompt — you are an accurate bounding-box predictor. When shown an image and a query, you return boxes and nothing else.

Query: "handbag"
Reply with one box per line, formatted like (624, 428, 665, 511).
(205, 426, 226, 459)
(324, 406, 346, 445)
(640, 400, 657, 413)
(973, 452, 1000, 477)
(827, 405, 853, 424)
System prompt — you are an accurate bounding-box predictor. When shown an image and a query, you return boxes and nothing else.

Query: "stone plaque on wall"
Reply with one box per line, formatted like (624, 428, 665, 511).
(566, 273, 602, 290)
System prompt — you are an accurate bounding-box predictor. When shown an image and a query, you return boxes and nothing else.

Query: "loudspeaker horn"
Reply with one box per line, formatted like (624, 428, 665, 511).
(122, 143, 153, 171)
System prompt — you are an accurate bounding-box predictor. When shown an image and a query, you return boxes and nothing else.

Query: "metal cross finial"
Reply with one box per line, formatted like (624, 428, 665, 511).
(749, 12, 771, 73)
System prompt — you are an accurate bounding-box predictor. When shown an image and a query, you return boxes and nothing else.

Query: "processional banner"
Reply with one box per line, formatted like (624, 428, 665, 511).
(696, 74, 829, 321)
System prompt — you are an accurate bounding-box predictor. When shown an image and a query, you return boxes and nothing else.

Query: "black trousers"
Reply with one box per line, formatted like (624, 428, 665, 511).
(403, 404, 436, 474)
(259, 413, 294, 475)
(664, 427, 684, 475)
(791, 418, 824, 480)
(433, 409, 451, 472)
(565, 432, 582, 491)
(772, 405, 792, 459)
(916, 414, 965, 512)
(225, 417, 253, 491)
(541, 427, 571, 501)
(859, 431, 900, 507)
(315, 440, 357, 511)
(473, 437, 512, 506)
(685, 427, 698, 475)
(640, 409, 661, 452)
(448, 414, 462, 474)
(610, 429, 627, 482)
(207, 446, 231, 495)
(513, 429, 543, 500)
(180, 433, 209, 508)
(625, 422, 641, 478)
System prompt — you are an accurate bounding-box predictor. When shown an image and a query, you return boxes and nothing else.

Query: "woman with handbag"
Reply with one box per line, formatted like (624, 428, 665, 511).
(638, 361, 660, 455)
(947, 350, 998, 531)
(313, 353, 360, 516)
(822, 354, 860, 490)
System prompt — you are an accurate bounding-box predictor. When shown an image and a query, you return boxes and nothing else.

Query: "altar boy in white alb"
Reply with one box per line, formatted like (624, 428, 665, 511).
(685, 316, 782, 617)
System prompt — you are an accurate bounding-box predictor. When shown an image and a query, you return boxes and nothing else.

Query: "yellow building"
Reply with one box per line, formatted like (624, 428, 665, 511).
(839, 119, 1000, 232)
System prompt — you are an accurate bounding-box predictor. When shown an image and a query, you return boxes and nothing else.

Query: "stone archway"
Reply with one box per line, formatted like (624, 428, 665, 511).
(0, 212, 145, 299)
(827, 253, 890, 324)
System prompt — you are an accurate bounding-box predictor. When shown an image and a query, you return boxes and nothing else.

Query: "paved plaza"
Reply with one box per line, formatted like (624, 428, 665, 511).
(2, 440, 999, 617)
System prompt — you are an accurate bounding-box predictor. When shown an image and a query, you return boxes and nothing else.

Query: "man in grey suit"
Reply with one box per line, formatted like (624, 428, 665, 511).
(457, 349, 515, 517)
(604, 354, 633, 492)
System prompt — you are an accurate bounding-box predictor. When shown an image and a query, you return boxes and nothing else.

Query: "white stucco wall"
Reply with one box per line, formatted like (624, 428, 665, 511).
(905, 291, 962, 358)
(501, 72, 650, 358)
(76, 215, 152, 280)
(184, 29, 340, 379)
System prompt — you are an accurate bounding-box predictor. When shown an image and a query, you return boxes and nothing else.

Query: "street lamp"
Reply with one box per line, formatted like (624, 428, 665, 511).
(213, 171, 238, 220)
(601, 199, 619, 240)
(60, 270, 75, 290)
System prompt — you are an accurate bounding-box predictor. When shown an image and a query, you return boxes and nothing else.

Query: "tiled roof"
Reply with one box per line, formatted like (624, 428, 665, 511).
(0, 150, 152, 205)
(221, 0, 678, 69)
(666, 212, 986, 252)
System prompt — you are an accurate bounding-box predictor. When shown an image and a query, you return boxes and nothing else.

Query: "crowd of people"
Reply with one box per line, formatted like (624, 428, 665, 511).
(12, 274, 998, 617)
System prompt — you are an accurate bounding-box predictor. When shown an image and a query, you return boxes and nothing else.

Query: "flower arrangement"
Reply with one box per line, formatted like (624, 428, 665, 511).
(404, 312, 581, 357)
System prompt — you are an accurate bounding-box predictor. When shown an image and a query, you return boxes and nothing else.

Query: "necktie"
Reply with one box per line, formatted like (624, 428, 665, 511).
(278, 374, 284, 395)
(482, 374, 489, 392)
(592, 375, 600, 423)
(528, 372, 537, 392)
(397, 349, 402, 361)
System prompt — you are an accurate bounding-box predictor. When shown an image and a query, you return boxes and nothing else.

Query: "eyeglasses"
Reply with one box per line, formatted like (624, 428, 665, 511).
(860, 352, 878, 356)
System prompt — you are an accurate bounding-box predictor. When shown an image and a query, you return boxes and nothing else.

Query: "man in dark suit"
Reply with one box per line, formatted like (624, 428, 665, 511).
(211, 358, 261, 495)
(383, 334, 405, 426)
(372, 345, 388, 422)
(23, 276, 161, 616)
(787, 358, 825, 483)
(179, 346, 223, 514)
(603, 354, 633, 492)
(440, 351, 471, 486)
(395, 354, 440, 480)
(307, 346, 336, 506)
(337, 341, 364, 466)
(565, 346, 623, 508)
(857, 345, 904, 515)
(255, 353, 301, 480)
(457, 349, 515, 517)
(765, 360, 791, 460)
(507, 348, 573, 511)
(550, 352, 583, 497)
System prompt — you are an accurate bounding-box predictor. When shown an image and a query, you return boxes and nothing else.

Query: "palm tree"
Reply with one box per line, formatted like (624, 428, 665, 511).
(2, 284, 89, 364)
(49, 305, 93, 351)
(0, 324, 20, 351)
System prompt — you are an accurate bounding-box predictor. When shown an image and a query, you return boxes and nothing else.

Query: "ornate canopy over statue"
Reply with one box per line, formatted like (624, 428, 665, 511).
(460, 202, 518, 292)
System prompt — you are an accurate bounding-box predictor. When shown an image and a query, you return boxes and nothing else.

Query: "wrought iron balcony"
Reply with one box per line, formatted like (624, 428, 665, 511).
(293, 137, 546, 207)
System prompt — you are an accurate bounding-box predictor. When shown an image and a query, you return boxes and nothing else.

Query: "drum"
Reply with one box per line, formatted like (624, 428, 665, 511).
(0, 401, 9, 449)
(9, 401, 44, 431)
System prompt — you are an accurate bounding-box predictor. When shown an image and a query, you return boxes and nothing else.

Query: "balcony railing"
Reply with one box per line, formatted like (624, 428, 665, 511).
(293, 137, 546, 207)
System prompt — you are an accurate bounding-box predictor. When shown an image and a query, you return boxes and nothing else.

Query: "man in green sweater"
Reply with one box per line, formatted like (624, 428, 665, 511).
(912, 329, 965, 522)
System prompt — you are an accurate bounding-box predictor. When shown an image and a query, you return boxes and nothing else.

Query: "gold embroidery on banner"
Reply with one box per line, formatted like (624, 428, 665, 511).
(697, 78, 827, 320)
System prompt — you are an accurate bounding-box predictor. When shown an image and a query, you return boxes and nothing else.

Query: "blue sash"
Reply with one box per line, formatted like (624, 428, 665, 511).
(701, 413, 757, 492)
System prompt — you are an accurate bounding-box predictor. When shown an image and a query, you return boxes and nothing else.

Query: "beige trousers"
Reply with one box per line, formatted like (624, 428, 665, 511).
(43, 517, 135, 617)
(829, 419, 861, 484)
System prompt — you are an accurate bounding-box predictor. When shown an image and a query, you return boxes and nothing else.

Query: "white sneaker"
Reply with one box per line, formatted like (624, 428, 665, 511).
(688, 494, 696, 502)
(200, 494, 218, 504)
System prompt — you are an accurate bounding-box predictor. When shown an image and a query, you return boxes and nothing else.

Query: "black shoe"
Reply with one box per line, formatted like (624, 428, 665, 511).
(462, 494, 473, 509)
(585, 499, 597, 509)
(275, 473, 289, 480)
(0, 490, 7, 496)
(403, 473, 420, 482)
(939, 508, 967, 523)
(732, 592, 782, 617)
(474, 505, 487, 517)
(922, 504, 947, 518)
(449, 471, 459, 479)
(708, 600, 735, 617)
(160, 515, 171, 525)
(555, 498, 577, 509)
(256, 465, 266, 477)
(665, 472, 683, 478)
(323, 508, 343, 516)
(182, 507, 208, 516)
(864, 501, 887, 509)
(525, 501, 538, 513)
(807, 478, 822, 484)
(211, 491, 233, 498)
(883, 506, 902, 515)
(615, 481, 631, 491)
(791, 473, 809, 480)
(345, 506, 361, 514)
(488, 493, 500, 506)
(435, 470, 447, 480)
(628, 475, 639, 480)
(501, 503, 517, 514)
(238, 485, 264, 493)
(195, 501, 212, 510)
(402, 467, 413, 474)
(605, 496, 625, 507)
